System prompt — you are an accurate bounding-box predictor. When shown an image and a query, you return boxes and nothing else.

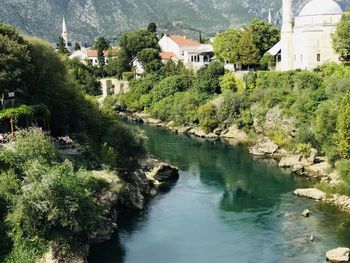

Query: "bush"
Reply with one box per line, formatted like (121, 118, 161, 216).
(6, 162, 109, 248)
(336, 160, 350, 184)
(194, 61, 225, 94)
(337, 92, 350, 158)
(150, 76, 184, 102)
(197, 103, 218, 133)
(219, 72, 237, 92)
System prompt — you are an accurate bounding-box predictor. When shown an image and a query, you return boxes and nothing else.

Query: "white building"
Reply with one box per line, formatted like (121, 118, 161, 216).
(158, 34, 214, 69)
(267, 0, 343, 71)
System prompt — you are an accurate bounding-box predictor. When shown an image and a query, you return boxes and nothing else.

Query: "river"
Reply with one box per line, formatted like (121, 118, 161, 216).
(89, 122, 350, 263)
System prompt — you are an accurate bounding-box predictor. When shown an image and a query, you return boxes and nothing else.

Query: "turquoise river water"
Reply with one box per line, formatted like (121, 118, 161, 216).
(89, 122, 350, 263)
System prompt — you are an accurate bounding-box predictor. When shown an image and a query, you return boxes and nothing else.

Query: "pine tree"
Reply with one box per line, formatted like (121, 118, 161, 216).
(58, 36, 68, 54)
(237, 30, 259, 66)
(74, 42, 81, 51)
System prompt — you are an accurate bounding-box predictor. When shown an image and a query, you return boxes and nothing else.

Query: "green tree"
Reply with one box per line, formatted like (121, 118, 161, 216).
(147, 22, 157, 33)
(238, 30, 260, 66)
(248, 18, 280, 60)
(213, 28, 242, 64)
(332, 11, 350, 60)
(74, 42, 81, 51)
(106, 49, 131, 78)
(119, 29, 160, 61)
(94, 37, 109, 66)
(197, 103, 218, 132)
(136, 48, 162, 73)
(0, 23, 32, 107)
(194, 61, 225, 94)
(337, 92, 350, 158)
(58, 36, 68, 54)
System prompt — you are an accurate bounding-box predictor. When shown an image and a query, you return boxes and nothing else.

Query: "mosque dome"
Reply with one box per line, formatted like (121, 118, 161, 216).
(299, 0, 343, 16)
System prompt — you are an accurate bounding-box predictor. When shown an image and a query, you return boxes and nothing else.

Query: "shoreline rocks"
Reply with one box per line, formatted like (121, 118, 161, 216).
(294, 188, 327, 200)
(326, 247, 350, 262)
(118, 110, 350, 213)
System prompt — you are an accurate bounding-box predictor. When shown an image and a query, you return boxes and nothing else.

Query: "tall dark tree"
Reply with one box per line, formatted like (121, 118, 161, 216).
(238, 30, 259, 66)
(58, 36, 68, 54)
(94, 37, 109, 66)
(136, 48, 162, 73)
(74, 42, 81, 51)
(147, 22, 157, 33)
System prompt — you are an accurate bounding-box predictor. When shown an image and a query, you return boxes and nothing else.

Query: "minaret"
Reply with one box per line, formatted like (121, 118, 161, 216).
(281, 0, 293, 33)
(281, 0, 293, 71)
(62, 17, 68, 48)
(268, 9, 272, 24)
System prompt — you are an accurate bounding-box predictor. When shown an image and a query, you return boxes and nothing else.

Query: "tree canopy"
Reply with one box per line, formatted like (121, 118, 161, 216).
(0, 23, 32, 105)
(332, 11, 350, 60)
(213, 28, 242, 64)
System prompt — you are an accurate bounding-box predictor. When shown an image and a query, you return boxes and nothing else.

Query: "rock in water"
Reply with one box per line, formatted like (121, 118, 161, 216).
(302, 209, 311, 217)
(294, 188, 326, 200)
(326, 247, 350, 262)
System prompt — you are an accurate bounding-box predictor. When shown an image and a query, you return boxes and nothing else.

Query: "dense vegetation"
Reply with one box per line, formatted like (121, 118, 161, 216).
(103, 16, 350, 198)
(0, 23, 146, 262)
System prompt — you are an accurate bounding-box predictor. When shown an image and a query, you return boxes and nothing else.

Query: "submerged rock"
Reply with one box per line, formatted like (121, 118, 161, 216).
(326, 247, 350, 262)
(302, 209, 311, 217)
(294, 188, 326, 200)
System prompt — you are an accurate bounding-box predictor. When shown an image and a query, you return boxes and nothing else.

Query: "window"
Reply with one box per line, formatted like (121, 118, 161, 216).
(317, 54, 321, 62)
(301, 54, 303, 62)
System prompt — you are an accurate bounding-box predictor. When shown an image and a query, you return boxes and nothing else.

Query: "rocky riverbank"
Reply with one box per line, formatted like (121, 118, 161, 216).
(38, 156, 179, 263)
(117, 110, 350, 214)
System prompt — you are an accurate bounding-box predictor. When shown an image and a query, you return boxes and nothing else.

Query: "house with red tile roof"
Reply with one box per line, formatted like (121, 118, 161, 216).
(158, 34, 214, 70)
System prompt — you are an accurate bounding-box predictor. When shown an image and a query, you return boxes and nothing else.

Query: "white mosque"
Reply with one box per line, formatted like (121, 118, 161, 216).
(268, 0, 344, 71)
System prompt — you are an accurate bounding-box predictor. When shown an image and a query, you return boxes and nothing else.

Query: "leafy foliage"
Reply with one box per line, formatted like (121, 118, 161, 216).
(332, 11, 350, 60)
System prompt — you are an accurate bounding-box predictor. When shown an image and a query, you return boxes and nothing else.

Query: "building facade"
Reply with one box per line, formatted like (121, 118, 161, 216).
(268, 0, 343, 71)
(158, 34, 214, 70)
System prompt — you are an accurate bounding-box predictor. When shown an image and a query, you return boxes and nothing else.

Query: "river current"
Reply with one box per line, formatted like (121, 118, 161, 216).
(89, 122, 350, 263)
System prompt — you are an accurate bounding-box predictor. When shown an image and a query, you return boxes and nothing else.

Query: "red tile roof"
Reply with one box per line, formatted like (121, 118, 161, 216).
(160, 52, 176, 59)
(168, 35, 201, 46)
(87, 49, 109, 58)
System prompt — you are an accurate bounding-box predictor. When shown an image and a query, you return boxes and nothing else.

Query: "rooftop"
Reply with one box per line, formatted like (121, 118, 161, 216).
(168, 35, 201, 46)
(299, 0, 343, 16)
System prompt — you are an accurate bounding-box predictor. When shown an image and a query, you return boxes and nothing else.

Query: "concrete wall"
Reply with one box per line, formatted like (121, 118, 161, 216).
(100, 79, 129, 98)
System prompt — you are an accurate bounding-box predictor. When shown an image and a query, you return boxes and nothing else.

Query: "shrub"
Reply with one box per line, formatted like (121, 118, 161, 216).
(336, 160, 350, 184)
(6, 162, 109, 247)
(337, 93, 350, 158)
(197, 103, 218, 133)
(194, 61, 225, 94)
(151, 76, 184, 102)
(219, 72, 237, 92)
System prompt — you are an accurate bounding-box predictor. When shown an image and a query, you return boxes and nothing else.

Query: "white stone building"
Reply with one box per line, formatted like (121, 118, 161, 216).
(267, 0, 343, 71)
(158, 34, 214, 69)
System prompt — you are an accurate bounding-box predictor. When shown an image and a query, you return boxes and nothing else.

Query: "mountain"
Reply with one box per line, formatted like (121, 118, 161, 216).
(0, 0, 349, 43)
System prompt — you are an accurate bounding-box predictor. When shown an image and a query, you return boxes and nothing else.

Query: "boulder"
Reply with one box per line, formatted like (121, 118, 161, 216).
(301, 209, 311, 217)
(188, 128, 218, 139)
(326, 247, 350, 262)
(249, 137, 279, 156)
(307, 148, 318, 164)
(304, 161, 332, 178)
(294, 188, 326, 200)
(220, 124, 249, 142)
(329, 194, 350, 211)
(279, 155, 302, 168)
(177, 126, 192, 134)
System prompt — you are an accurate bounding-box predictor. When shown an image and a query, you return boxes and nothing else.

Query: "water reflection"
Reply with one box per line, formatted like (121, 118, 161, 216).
(89, 123, 350, 263)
